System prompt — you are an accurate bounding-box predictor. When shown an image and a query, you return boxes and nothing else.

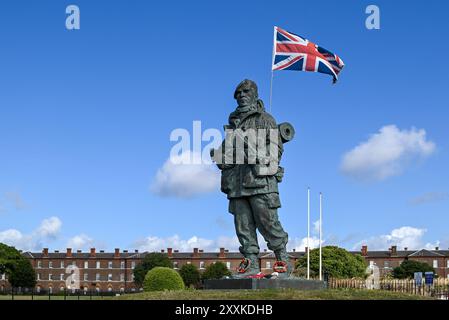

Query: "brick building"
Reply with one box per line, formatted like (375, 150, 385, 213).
(1, 245, 448, 292)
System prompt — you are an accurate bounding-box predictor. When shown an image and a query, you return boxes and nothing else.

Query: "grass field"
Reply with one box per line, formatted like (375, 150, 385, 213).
(0, 289, 435, 300)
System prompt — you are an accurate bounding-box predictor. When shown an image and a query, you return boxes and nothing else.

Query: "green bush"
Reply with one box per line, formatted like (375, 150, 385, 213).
(392, 260, 434, 279)
(201, 262, 231, 280)
(295, 246, 367, 279)
(133, 252, 173, 286)
(143, 267, 185, 291)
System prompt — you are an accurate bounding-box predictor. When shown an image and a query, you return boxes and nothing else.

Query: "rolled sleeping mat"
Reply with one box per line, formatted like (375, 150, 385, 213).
(278, 122, 295, 143)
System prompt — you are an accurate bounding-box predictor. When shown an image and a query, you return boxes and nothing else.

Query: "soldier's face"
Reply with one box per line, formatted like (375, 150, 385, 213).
(235, 87, 257, 107)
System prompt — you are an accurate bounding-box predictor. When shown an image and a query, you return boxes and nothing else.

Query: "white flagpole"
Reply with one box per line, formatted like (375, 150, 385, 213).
(307, 187, 310, 280)
(319, 192, 323, 281)
(269, 26, 276, 112)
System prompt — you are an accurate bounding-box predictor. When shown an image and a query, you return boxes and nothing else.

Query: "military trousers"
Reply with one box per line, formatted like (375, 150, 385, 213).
(229, 193, 288, 256)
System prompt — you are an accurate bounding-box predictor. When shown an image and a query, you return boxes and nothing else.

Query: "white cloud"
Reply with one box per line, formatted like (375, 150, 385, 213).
(132, 234, 240, 252)
(341, 125, 435, 181)
(36, 217, 62, 238)
(150, 150, 220, 197)
(0, 216, 62, 251)
(353, 226, 427, 250)
(67, 234, 95, 249)
(409, 192, 449, 205)
(289, 236, 323, 251)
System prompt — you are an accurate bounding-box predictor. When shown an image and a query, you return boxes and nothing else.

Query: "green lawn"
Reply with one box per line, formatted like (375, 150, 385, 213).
(0, 289, 434, 300)
(115, 288, 433, 300)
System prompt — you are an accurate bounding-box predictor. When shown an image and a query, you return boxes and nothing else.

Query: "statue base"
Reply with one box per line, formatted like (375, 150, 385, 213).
(203, 278, 326, 290)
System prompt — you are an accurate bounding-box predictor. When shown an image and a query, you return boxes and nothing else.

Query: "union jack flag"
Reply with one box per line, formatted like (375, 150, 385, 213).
(272, 26, 345, 83)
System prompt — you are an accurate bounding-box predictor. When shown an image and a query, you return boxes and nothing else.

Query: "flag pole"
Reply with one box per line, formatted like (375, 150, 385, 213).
(269, 26, 276, 112)
(307, 187, 310, 280)
(319, 192, 323, 281)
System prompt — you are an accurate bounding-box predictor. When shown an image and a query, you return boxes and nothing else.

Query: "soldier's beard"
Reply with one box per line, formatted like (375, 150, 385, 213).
(236, 102, 257, 114)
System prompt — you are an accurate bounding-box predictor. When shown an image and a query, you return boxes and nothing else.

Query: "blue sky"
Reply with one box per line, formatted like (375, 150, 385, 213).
(0, 0, 448, 253)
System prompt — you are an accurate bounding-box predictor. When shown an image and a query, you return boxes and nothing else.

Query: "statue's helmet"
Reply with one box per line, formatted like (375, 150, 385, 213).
(234, 79, 258, 99)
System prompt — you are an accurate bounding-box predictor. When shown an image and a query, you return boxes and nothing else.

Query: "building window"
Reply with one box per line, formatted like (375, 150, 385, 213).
(96, 261, 100, 269)
(433, 260, 438, 268)
(84, 273, 88, 281)
(120, 261, 125, 269)
(199, 261, 205, 269)
(96, 273, 100, 281)
(131, 261, 136, 269)
(120, 274, 125, 282)
(60, 261, 64, 269)
(173, 262, 179, 269)
(36, 273, 40, 281)
(108, 261, 113, 269)
(187, 261, 191, 265)
(384, 261, 390, 268)
(49, 274, 53, 281)
(266, 261, 271, 269)
(60, 286, 65, 292)
(447, 260, 449, 268)
(226, 262, 231, 269)
(369, 261, 374, 267)
(108, 274, 113, 281)
(131, 273, 134, 281)
(60, 274, 64, 281)
(37, 261, 42, 268)
(108, 287, 113, 292)
(49, 261, 53, 269)
(84, 261, 89, 269)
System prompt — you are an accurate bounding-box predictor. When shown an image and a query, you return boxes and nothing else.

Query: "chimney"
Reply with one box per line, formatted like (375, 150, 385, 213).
(90, 248, 96, 257)
(66, 248, 72, 258)
(219, 247, 225, 258)
(199, 250, 204, 253)
(361, 245, 368, 256)
(114, 248, 120, 258)
(193, 248, 199, 257)
(161, 249, 165, 253)
(390, 245, 397, 256)
(292, 249, 296, 252)
(167, 248, 173, 257)
(305, 247, 308, 254)
(54, 250, 59, 253)
(100, 250, 104, 253)
(123, 250, 128, 253)
(134, 250, 139, 253)
(225, 249, 229, 253)
(77, 250, 82, 253)
(435, 247, 439, 251)
(174, 250, 179, 253)
(404, 247, 408, 251)
(42, 248, 49, 257)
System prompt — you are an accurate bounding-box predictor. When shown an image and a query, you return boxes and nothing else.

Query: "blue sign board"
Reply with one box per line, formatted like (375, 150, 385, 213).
(424, 272, 434, 285)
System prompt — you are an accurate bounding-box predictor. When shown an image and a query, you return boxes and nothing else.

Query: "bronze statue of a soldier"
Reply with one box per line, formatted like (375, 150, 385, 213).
(211, 79, 295, 278)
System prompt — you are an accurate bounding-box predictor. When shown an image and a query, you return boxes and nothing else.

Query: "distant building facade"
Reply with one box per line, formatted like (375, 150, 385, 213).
(1, 246, 448, 292)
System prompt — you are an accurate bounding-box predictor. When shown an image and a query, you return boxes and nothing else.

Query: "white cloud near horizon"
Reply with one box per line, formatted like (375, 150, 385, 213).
(150, 150, 220, 198)
(341, 125, 435, 181)
(0, 216, 62, 251)
(67, 234, 95, 250)
(353, 226, 431, 250)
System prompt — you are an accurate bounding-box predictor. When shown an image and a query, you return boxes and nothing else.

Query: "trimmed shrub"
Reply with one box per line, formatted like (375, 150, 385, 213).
(143, 267, 185, 291)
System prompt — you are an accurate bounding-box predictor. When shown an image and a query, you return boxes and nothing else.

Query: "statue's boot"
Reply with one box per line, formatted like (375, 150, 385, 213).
(273, 248, 293, 278)
(232, 255, 260, 279)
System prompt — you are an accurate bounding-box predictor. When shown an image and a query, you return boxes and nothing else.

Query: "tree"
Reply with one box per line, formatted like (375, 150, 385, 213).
(295, 246, 367, 279)
(133, 252, 173, 286)
(0, 243, 36, 288)
(179, 264, 201, 288)
(201, 262, 231, 280)
(392, 260, 434, 279)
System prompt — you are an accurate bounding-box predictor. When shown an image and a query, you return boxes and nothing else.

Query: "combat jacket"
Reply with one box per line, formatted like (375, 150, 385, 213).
(215, 103, 284, 199)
